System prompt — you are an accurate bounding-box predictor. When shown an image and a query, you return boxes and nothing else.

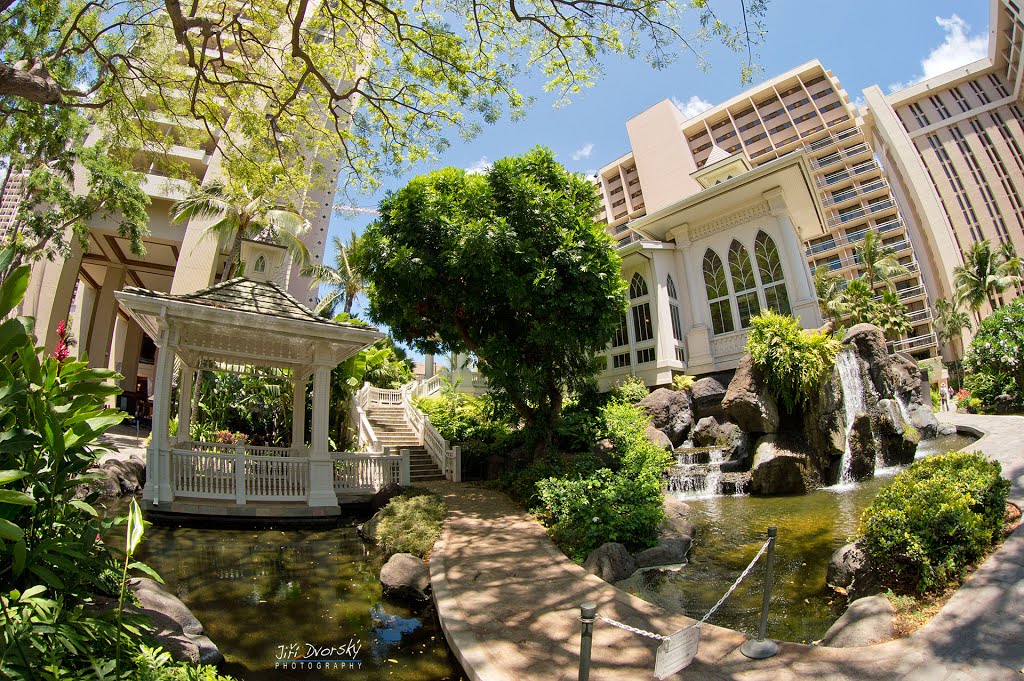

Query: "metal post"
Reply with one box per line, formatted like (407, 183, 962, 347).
(578, 603, 596, 681)
(740, 527, 779, 659)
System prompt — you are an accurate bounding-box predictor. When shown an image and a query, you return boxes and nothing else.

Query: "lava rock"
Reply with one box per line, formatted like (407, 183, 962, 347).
(372, 482, 405, 511)
(583, 542, 638, 583)
(995, 394, 1016, 414)
(842, 324, 890, 380)
(358, 508, 384, 543)
(819, 595, 896, 647)
(659, 497, 696, 540)
(691, 417, 751, 469)
(634, 538, 692, 568)
(380, 553, 431, 602)
(875, 399, 919, 467)
(749, 435, 818, 495)
(638, 389, 693, 446)
(128, 577, 223, 666)
(690, 373, 732, 421)
(644, 424, 674, 451)
(826, 543, 882, 600)
(845, 413, 877, 481)
(722, 355, 779, 434)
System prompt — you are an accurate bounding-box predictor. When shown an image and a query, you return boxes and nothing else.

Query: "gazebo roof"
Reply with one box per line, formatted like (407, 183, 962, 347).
(115, 277, 384, 371)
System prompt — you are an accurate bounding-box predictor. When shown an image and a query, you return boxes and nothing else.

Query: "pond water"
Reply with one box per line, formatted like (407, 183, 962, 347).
(619, 433, 978, 643)
(103, 500, 466, 681)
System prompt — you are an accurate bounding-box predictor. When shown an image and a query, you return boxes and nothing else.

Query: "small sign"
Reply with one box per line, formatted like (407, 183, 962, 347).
(654, 626, 700, 679)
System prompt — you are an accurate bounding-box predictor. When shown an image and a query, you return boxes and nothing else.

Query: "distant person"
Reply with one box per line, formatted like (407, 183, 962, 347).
(940, 386, 950, 412)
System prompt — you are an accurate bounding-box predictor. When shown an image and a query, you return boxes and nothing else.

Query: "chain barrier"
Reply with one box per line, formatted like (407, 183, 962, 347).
(593, 536, 771, 641)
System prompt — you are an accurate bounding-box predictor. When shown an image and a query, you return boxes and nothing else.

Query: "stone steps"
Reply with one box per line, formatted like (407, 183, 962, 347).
(365, 404, 444, 481)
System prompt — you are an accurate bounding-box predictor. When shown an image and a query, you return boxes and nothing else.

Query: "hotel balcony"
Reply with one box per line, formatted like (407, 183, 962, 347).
(888, 332, 939, 355)
(816, 160, 881, 189)
(820, 178, 890, 209)
(805, 217, 906, 257)
(825, 198, 897, 229)
(873, 283, 927, 303)
(810, 142, 872, 171)
(806, 125, 861, 153)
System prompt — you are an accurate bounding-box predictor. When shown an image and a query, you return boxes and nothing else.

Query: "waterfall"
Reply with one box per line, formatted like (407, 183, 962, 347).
(666, 447, 726, 500)
(835, 348, 866, 487)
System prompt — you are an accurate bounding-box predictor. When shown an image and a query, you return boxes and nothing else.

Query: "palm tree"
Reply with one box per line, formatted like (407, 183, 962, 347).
(932, 297, 972, 385)
(843, 277, 878, 326)
(857, 230, 909, 291)
(953, 239, 1022, 324)
(170, 181, 311, 283)
(876, 289, 912, 341)
(813, 267, 849, 326)
(303, 233, 364, 317)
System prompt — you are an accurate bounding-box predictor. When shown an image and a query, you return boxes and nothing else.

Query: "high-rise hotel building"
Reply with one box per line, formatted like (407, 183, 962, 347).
(862, 0, 1024, 325)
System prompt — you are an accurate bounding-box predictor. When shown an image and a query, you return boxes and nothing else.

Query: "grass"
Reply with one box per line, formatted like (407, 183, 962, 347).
(374, 488, 447, 559)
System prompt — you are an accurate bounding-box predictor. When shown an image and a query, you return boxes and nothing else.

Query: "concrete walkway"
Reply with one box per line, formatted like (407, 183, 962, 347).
(426, 413, 1024, 681)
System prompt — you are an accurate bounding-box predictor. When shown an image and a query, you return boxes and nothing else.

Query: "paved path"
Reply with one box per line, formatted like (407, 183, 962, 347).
(426, 413, 1024, 681)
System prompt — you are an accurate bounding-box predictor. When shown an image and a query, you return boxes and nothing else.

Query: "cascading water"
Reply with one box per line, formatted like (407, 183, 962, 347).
(666, 447, 731, 500)
(834, 348, 867, 487)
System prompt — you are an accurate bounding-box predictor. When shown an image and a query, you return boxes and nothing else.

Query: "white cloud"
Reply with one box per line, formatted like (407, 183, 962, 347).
(671, 95, 713, 119)
(889, 14, 987, 93)
(572, 143, 595, 161)
(466, 156, 491, 174)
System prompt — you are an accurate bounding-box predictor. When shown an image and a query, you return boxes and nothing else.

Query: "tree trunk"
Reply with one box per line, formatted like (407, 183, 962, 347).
(221, 232, 242, 282)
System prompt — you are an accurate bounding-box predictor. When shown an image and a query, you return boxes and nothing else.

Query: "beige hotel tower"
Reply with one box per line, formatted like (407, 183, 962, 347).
(595, 0, 1024, 387)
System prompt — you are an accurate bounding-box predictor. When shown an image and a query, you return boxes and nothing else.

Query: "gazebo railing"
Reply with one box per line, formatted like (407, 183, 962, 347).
(180, 441, 296, 457)
(331, 451, 408, 492)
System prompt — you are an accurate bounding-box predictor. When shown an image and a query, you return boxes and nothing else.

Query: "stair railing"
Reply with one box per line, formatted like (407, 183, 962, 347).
(398, 376, 461, 482)
(352, 383, 382, 453)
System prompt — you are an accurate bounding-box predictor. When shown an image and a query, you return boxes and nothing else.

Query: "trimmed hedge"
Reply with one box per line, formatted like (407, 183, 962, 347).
(859, 451, 1010, 593)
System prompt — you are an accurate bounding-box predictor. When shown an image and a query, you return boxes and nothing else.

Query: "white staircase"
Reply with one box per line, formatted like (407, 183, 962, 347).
(364, 404, 444, 482)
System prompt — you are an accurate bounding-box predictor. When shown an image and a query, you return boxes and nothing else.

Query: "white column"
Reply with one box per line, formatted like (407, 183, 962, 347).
(424, 354, 434, 379)
(307, 363, 338, 508)
(764, 189, 815, 304)
(149, 333, 176, 504)
(177, 366, 193, 444)
(86, 264, 126, 369)
(291, 373, 308, 452)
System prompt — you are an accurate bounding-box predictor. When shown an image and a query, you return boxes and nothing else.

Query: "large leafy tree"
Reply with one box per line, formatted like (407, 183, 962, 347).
(359, 147, 627, 454)
(170, 180, 311, 282)
(1, 0, 769, 199)
(813, 266, 848, 326)
(953, 239, 1022, 324)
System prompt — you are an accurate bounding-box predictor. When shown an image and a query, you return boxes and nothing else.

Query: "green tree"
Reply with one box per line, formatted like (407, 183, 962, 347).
(1, 0, 769, 199)
(933, 297, 971, 354)
(303, 233, 365, 317)
(842, 277, 878, 326)
(359, 147, 627, 455)
(953, 239, 1022, 324)
(875, 289, 912, 341)
(170, 181, 311, 282)
(856, 230, 908, 291)
(813, 266, 849, 325)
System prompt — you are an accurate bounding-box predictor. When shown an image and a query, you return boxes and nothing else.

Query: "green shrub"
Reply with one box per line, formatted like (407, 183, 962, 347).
(859, 451, 1010, 593)
(931, 388, 940, 410)
(746, 310, 840, 413)
(611, 376, 649, 404)
(672, 374, 695, 391)
(415, 392, 512, 443)
(373, 489, 447, 558)
(963, 298, 1024, 410)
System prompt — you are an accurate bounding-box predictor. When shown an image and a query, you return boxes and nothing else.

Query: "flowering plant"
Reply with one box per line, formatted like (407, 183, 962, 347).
(963, 299, 1024, 410)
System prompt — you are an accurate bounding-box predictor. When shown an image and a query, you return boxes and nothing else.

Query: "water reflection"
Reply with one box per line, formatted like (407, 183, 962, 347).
(622, 433, 977, 643)
(104, 500, 465, 681)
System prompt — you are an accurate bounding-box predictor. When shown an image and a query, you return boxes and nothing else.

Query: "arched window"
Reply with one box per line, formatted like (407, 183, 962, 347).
(754, 231, 792, 315)
(728, 240, 761, 328)
(666, 274, 678, 300)
(254, 255, 267, 273)
(703, 249, 734, 335)
(629, 272, 648, 299)
(666, 275, 684, 351)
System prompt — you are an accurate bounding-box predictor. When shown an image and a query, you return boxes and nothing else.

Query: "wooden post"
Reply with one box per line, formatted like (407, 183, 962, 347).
(234, 444, 246, 505)
(400, 449, 411, 486)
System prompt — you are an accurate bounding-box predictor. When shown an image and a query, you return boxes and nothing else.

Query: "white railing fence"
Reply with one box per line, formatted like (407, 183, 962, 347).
(331, 450, 409, 492)
(352, 383, 382, 452)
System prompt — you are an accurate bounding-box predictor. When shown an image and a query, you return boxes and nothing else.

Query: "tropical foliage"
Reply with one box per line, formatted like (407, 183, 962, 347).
(857, 230, 908, 290)
(962, 297, 1024, 410)
(859, 451, 1010, 593)
(304, 233, 365, 317)
(953, 239, 1022, 323)
(370, 489, 447, 558)
(359, 147, 627, 455)
(192, 371, 293, 446)
(745, 310, 841, 413)
(170, 181, 311, 283)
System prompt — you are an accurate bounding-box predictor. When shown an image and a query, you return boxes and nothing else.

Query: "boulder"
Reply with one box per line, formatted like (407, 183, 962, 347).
(995, 394, 1016, 415)
(372, 482, 405, 511)
(638, 388, 693, 446)
(380, 553, 431, 602)
(690, 373, 731, 421)
(75, 468, 121, 499)
(805, 365, 848, 467)
(128, 577, 223, 666)
(722, 356, 779, 434)
(875, 399, 919, 467)
(749, 435, 818, 495)
(905, 402, 939, 439)
(358, 508, 384, 543)
(819, 595, 896, 647)
(644, 425, 674, 451)
(936, 422, 957, 437)
(659, 497, 696, 540)
(634, 538, 692, 569)
(690, 417, 720, 448)
(845, 413, 877, 481)
(826, 543, 882, 600)
(842, 324, 889, 381)
(583, 543, 638, 583)
(691, 417, 751, 469)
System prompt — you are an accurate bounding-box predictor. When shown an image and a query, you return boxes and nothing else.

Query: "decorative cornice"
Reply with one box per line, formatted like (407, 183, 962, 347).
(688, 200, 771, 242)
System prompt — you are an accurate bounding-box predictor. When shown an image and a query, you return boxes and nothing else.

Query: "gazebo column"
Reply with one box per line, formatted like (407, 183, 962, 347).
(307, 363, 338, 508)
(147, 332, 177, 504)
(292, 372, 309, 454)
(177, 365, 193, 444)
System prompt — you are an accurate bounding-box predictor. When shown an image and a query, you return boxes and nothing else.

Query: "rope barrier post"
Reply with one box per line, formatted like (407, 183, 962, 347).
(740, 526, 779, 660)
(578, 603, 596, 681)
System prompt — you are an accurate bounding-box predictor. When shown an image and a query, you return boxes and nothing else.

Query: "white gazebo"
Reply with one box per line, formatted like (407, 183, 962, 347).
(115, 240, 398, 520)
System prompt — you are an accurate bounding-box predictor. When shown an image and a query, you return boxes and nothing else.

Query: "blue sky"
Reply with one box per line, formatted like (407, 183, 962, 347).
(326, 0, 990, 339)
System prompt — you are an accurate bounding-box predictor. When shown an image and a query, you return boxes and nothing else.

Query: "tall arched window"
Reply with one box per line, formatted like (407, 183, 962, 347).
(728, 240, 761, 328)
(703, 250, 734, 335)
(629, 272, 648, 299)
(754, 231, 792, 315)
(666, 274, 685, 362)
(254, 255, 267, 273)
